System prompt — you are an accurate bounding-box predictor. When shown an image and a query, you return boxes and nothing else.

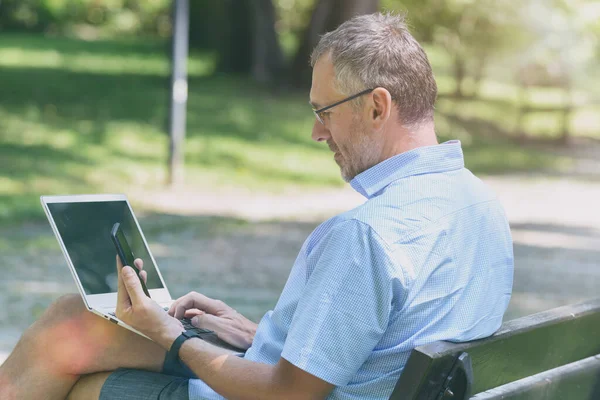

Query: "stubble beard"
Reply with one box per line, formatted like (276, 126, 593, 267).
(338, 117, 381, 183)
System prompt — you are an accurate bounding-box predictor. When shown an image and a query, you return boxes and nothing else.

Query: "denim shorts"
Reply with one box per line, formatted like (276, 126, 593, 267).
(99, 350, 198, 400)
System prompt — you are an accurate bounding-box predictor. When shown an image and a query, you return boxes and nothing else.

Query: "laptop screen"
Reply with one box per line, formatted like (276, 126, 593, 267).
(47, 200, 165, 295)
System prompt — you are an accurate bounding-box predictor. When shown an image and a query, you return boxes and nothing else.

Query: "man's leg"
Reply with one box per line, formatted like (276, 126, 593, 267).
(67, 369, 191, 400)
(66, 372, 113, 400)
(0, 294, 167, 400)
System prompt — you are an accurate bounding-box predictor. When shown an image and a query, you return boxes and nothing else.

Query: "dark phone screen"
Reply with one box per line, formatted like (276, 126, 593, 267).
(47, 200, 165, 295)
(113, 224, 136, 267)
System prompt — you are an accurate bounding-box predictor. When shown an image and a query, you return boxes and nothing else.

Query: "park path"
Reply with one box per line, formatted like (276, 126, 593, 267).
(1, 138, 599, 364)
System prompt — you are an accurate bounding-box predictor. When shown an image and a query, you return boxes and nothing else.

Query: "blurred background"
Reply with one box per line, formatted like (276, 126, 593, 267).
(0, 0, 599, 362)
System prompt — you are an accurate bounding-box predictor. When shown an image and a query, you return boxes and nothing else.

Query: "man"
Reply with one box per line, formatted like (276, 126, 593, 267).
(0, 12, 513, 400)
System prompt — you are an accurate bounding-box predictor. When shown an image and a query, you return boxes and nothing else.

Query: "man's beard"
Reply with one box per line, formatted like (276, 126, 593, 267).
(333, 118, 382, 182)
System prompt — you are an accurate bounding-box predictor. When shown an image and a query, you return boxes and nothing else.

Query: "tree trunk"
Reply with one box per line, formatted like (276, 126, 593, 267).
(328, 0, 381, 24)
(289, 0, 335, 88)
(453, 57, 466, 98)
(217, 0, 253, 74)
(471, 54, 488, 98)
(515, 84, 528, 141)
(249, 0, 285, 84)
(188, 1, 253, 74)
(290, 0, 380, 88)
(559, 83, 572, 145)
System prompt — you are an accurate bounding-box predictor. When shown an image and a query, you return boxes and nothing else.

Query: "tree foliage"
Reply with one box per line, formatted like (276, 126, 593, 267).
(382, 0, 599, 96)
(2, 0, 597, 90)
(383, 0, 525, 96)
(0, 0, 171, 37)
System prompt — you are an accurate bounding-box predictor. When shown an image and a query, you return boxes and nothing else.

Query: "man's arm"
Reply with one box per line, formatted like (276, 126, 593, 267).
(175, 335, 334, 400)
(117, 264, 335, 400)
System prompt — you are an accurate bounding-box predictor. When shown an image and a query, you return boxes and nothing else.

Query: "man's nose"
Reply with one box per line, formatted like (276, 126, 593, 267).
(311, 119, 331, 142)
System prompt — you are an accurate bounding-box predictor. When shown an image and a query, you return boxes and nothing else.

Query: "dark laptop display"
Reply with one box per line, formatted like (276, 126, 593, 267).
(46, 200, 164, 295)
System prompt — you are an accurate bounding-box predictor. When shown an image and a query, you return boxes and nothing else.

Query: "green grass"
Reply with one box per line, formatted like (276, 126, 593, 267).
(0, 34, 581, 224)
(0, 34, 344, 223)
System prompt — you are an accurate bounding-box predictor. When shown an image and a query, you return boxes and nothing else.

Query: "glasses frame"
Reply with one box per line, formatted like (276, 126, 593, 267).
(312, 88, 375, 125)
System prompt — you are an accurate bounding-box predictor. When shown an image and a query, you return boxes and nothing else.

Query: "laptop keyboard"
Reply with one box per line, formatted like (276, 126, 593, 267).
(108, 309, 245, 353)
(108, 310, 213, 334)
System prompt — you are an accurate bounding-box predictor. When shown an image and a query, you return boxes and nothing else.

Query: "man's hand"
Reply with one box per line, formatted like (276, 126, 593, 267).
(168, 292, 257, 350)
(115, 255, 184, 349)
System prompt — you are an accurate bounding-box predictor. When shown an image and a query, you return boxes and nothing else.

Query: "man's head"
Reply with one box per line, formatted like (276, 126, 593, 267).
(309, 12, 438, 182)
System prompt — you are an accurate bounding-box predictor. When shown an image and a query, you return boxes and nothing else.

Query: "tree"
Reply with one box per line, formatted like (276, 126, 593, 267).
(290, 0, 380, 88)
(249, 0, 286, 83)
(385, 0, 524, 98)
(187, 0, 383, 87)
(188, 0, 284, 83)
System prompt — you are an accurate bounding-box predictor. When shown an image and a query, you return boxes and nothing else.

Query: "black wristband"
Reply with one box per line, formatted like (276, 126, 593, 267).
(168, 330, 200, 358)
(163, 329, 202, 377)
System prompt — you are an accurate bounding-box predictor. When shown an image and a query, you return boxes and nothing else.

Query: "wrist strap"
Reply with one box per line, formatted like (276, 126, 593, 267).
(167, 330, 198, 361)
(162, 330, 199, 378)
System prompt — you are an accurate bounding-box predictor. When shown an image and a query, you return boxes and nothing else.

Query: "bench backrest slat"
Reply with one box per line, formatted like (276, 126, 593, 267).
(471, 354, 600, 400)
(391, 298, 600, 398)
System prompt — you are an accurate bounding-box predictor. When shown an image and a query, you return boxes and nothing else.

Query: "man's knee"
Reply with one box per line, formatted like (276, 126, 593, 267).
(23, 293, 164, 376)
(27, 294, 114, 375)
(21, 294, 85, 345)
(44, 294, 87, 322)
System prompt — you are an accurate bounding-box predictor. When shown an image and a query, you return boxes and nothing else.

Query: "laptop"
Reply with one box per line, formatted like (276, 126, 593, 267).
(41, 193, 244, 354)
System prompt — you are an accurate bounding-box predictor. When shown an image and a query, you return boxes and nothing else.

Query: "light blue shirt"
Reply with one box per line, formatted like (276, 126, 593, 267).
(189, 140, 514, 399)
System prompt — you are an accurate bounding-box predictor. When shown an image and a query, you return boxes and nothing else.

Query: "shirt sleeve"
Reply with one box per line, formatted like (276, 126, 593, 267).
(281, 219, 394, 386)
(188, 379, 226, 400)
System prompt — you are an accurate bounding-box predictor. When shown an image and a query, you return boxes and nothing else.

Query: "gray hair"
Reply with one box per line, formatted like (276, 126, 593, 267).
(311, 12, 437, 127)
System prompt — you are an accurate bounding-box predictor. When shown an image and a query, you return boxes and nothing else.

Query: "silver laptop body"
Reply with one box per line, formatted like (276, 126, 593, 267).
(41, 194, 174, 340)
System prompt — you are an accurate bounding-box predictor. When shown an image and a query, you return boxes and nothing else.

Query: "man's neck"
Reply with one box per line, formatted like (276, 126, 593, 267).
(379, 121, 438, 162)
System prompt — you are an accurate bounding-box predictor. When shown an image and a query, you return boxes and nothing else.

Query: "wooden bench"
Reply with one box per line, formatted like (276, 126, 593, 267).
(390, 298, 600, 399)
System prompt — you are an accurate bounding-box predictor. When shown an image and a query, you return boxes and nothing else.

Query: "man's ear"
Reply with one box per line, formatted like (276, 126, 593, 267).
(369, 87, 392, 130)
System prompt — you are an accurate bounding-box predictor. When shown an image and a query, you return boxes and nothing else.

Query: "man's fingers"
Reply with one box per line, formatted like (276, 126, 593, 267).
(174, 302, 192, 320)
(184, 309, 205, 319)
(168, 292, 230, 320)
(116, 254, 128, 308)
(133, 259, 146, 284)
(190, 293, 228, 315)
(191, 313, 223, 333)
(121, 266, 145, 304)
(140, 270, 147, 284)
(169, 294, 201, 318)
(190, 309, 251, 350)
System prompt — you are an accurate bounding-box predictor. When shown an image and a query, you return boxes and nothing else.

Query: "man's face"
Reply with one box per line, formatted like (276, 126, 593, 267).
(309, 57, 381, 182)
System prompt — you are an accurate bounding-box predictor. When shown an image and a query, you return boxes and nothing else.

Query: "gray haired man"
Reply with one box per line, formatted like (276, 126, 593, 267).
(0, 12, 513, 400)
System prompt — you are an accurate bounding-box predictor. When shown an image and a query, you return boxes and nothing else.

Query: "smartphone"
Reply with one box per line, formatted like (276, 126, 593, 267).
(111, 222, 151, 298)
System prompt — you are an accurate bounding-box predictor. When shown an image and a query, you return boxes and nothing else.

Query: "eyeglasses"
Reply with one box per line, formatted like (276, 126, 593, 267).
(312, 88, 375, 125)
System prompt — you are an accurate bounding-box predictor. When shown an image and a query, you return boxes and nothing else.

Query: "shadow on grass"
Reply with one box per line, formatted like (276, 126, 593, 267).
(0, 141, 96, 221)
(0, 66, 169, 129)
(0, 63, 338, 222)
(0, 66, 322, 151)
(435, 112, 576, 176)
(0, 142, 92, 180)
(0, 34, 168, 56)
